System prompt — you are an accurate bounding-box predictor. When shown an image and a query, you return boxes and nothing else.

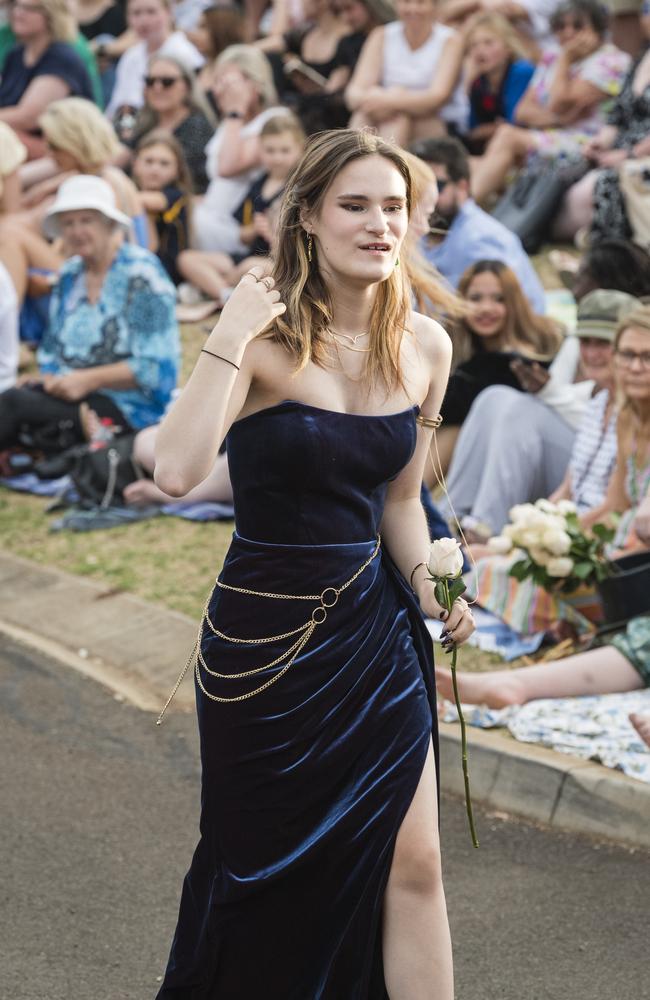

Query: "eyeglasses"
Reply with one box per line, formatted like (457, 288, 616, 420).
(615, 349, 650, 370)
(144, 75, 183, 88)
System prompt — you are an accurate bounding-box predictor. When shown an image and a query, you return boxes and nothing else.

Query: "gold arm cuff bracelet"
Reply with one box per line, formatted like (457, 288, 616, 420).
(416, 413, 443, 429)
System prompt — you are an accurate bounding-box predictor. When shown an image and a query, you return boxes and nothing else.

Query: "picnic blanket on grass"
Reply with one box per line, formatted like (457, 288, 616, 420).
(0, 474, 235, 526)
(439, 690, 650, 784)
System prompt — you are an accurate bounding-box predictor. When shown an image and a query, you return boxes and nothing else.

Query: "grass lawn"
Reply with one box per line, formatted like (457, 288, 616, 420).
(0, 253, 567, 659)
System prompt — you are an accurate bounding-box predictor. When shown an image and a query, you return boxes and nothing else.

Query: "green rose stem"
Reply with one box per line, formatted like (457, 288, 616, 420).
(443, 577, 480, 849)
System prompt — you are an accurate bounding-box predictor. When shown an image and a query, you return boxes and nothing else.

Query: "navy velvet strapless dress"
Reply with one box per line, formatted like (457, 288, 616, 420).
(156, 401, 439, 1000)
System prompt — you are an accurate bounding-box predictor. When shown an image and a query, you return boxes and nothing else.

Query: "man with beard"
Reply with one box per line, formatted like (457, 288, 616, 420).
(413, 136, 546, 314)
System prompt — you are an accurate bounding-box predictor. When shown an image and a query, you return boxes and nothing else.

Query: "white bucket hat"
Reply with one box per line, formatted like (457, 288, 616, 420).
(43, 175, 131, 239)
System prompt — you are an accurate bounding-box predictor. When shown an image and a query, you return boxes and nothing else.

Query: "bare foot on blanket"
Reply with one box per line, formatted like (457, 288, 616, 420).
(435, 666, 527, 709)
(123, 478, 169, 506)
(629, 713, 650, 748)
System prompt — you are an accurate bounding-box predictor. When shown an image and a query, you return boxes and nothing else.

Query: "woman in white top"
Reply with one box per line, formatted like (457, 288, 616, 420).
(192, 45, 286, 255)
(106, 0, 203, 123)
(345, 0, 464, 146)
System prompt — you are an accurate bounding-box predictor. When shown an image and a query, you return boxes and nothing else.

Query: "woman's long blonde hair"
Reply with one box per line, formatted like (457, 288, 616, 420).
(452, 260, 563, 365)
(39, 98, 121, 170)
(271, 129, 413, 392)
(215, 45, 278, 109)
(464, 12, 530, 61)
(40, 0, 76, 41)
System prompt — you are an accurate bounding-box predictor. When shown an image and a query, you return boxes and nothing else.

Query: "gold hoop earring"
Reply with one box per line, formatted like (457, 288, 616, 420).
(307, 233, 313, 263)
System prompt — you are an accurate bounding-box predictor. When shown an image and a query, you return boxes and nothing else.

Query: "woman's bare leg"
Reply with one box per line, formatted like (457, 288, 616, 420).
(471, 124, 530, 203)
(0, 221, 62, 303)
(411, 115, 447, 141)
(375, 114, 411, 146)
(177, 250, 235, 300)
(629, 712, 650, 747)
(383, 740, 453, 1000)
(125, 426, 233, 505)
(435, 646, 644, 708)
(552, 170, 598, 241)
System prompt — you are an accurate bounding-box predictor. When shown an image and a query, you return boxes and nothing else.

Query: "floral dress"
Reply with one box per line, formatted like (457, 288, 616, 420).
(526, 42, 630, 159)
(590, 50, 650, 242)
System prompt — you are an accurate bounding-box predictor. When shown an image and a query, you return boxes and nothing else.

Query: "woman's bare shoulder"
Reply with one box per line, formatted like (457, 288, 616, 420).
(410, 310, 453, 363)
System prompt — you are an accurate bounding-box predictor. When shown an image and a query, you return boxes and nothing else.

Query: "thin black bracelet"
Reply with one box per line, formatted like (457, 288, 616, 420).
(200, 348, 240, 371)
(409, 561, 428, 590)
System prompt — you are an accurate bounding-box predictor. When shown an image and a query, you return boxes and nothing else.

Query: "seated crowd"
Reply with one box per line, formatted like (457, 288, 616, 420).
(0, 0, 649, 738)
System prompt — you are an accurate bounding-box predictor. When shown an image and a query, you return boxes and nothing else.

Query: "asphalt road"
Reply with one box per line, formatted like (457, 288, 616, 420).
(2, 636, 648, 1000)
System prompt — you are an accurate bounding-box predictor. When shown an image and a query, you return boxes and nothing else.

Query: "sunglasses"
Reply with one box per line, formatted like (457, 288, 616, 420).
(144, 75, 183, 88)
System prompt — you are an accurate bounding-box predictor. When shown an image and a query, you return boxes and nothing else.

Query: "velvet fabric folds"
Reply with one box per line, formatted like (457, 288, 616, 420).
(156, 402, 440, 999)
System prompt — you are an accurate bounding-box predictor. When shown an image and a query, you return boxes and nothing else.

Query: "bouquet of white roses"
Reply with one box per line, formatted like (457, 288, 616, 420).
(487, 499, 616, 593)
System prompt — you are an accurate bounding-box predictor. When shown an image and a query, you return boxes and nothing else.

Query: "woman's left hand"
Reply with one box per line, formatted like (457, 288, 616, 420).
(633, 496, 650, 546)
(596, 148, 628, 168)
(43, 370, 94, 402)
(419, 581, 475, 649)
(562, 29, 599, 63)
(510, 359, 550, 393)
(213, 69, 255, 116)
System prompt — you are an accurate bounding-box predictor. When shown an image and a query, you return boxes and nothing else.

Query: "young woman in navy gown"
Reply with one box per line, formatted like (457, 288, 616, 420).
(154, 128, 475, 999)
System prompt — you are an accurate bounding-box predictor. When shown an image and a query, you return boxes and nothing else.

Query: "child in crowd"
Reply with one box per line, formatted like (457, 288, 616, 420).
(463, 13, 535, 155)
(176, 113, 305, 321)
(132, 129, 192, 285)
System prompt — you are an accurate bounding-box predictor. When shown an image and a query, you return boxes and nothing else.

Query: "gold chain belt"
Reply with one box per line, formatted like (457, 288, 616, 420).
(156, 536, 381, 724)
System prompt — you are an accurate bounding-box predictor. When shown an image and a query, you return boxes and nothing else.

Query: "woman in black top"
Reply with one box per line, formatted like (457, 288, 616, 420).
(127, 53, 215, 193)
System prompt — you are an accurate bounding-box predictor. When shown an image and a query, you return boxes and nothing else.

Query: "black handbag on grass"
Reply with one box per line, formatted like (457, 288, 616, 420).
(492, 155, 590, 254)
(70, 433, 144, 509)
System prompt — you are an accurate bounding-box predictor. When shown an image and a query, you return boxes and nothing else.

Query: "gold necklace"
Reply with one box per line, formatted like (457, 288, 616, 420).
(328, 329, 372, 353)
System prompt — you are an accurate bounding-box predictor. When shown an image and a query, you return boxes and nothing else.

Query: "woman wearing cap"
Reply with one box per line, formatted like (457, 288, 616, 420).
(0, 175, 179, 450)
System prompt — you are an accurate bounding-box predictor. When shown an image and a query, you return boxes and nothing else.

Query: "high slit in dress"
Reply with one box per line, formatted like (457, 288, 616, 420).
(156, 400, 440, 999)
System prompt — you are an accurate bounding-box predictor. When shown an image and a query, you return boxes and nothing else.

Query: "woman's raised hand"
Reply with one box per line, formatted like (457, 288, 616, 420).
(215, 266, 286, 348)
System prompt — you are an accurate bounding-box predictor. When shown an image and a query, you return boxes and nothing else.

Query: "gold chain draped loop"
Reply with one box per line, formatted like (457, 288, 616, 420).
(157, 537, 381, 723)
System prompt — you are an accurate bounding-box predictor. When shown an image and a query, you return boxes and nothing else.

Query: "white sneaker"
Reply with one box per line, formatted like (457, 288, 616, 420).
(177, 282, 203, 305)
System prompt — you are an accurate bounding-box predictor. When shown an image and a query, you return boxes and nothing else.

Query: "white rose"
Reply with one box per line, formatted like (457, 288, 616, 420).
(509, 503, 537, 523)
(535, 498, 558, 514)
(557, 500, 577, 515)
(487, 534, 513, 554)
(546, 556, 574, 578)
(542, 528, 572, 556)
(518, 528, 545, 549)
(427, 537, 464, 579)
(529, 545, 552, 568)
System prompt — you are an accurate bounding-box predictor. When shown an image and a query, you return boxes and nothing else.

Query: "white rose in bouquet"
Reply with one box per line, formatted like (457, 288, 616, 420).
(529, 545, 553, 568)
(535, 498, 558, 514)
(487, 534, 513, 554)
(556, 499, 577, 515)
(542, 528, 572, 556)
(427, 537, 464, 578)
(546, 556, 575, 578)
(509, 503, 537, 523)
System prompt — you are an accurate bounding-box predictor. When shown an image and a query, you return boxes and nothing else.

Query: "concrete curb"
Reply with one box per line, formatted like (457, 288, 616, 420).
(2, 552, 649, 849)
